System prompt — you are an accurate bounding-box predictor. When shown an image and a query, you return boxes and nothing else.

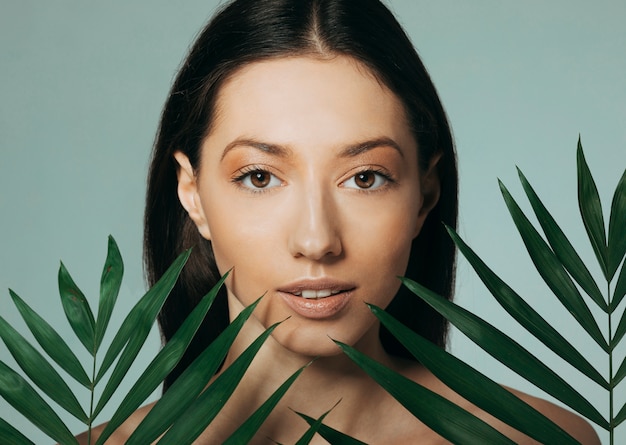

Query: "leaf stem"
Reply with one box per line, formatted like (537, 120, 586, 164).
(88, 350, 97, 445)
(608, 280, 614, 445)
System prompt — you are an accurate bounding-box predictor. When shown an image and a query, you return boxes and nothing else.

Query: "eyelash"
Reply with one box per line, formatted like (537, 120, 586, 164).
(231, 165, 283, 193)
(231, 166, 396, 193)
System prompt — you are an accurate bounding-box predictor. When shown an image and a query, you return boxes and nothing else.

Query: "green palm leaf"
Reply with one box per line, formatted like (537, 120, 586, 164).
(93, 249, 191, 418)
(613, 308, 626, 348)
(94, 249, 190, 385)
(94, 235, 124, 352)
(577, 138, 609, 278)
(58, 261, 96, 355)
(96, 271, 229, 444)
(608, 168, 626, 279)
(294, 403, 336, 445)
(336, 340, 516, 444)
(126, 296, 261, 445)
(0, 317, 87, 422)
(400, 277, 608, 429)
(517, 168, 606, 310)
(612, 252, 626, 311)
(500, 180, 608, 351)
(0, 417, 35, 445)
(614, 355, 626, 387)
(157, 320, 282, 444)
(9, 289, 91, 388)
(615, 402, 626, 427)
(223, 362, 309, 445)
(296, 412, 368, 445)
(369, 303, 580, 444)
(0, 361, 77, 445)
(447, 225, 608, 389)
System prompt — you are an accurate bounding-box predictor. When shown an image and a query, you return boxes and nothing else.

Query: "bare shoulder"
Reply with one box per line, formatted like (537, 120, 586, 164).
(395, 360, 600, 445)
(75, 402, 155, 445)
(507, 387, 601, 445)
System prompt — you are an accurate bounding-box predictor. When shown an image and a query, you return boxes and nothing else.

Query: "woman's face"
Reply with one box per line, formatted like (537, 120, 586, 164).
(176, 56, 439, 357)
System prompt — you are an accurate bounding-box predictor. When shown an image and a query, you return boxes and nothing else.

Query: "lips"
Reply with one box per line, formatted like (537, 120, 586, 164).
(277, 279, 355, 318)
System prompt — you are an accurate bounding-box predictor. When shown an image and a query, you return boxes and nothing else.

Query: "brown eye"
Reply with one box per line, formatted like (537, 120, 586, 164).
(250, 171, 271, 188)
(354, 172, 376, 188)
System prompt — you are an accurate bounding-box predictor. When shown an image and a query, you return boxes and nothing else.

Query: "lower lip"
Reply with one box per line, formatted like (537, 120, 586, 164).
(279, 290, 352, 319)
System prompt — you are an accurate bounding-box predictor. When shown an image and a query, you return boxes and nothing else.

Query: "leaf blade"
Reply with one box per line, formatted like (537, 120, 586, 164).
(401, 277, 609, 430)
(95, 248, 190, 385)
(447, 226, 608, 389)
(500, 180, 608, 351)
(612, 258, 626, 311)
(577, 138, 609, 278)
(336, 340, 516, 445)
(95, 235, 124, 352)
(518, 168, 606, 309)
(0, 316, 88, 422)
(58, 261, 96, 355)
(294, 404, 336, 445)
(125, 296, 261, 445)
(223, 363, 308, 445)
(0, 361, 78, 445)
(295, 412, 368, 445)
(370, 303, 580, 445)
(157, 320, 282, 445)
(0, 417, 35, 445)
(608, 168, 626, 279)
(96, 272, 228, 444)
(9, 289, 91, 388)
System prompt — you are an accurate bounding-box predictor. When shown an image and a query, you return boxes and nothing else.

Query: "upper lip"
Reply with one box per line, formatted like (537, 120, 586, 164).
(277, 278, 356, 294)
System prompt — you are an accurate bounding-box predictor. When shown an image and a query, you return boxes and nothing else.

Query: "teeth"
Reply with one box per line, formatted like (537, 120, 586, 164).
(296, 289, 341, 299)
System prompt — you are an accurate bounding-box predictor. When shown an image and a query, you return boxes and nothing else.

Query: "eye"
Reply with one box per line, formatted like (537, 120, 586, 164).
(342, 170, 390, 190)
(236, 169, 282, 190)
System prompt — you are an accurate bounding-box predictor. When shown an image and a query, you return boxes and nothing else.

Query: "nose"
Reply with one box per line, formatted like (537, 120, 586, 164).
(287, 185, 342, 260)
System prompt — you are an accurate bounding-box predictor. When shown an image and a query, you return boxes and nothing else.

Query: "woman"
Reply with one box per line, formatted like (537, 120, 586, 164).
(84, 0, 600, 442)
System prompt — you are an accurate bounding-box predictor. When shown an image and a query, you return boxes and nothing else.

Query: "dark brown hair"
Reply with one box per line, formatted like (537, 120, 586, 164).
(144, 0, 458, 390)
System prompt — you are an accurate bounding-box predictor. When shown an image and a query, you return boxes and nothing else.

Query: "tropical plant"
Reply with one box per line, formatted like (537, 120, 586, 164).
(338, 138, 625, 444)
(1, 138, 623, 444)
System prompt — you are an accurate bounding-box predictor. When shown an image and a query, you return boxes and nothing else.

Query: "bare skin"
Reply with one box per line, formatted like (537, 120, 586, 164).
(78, 56, 601, 444)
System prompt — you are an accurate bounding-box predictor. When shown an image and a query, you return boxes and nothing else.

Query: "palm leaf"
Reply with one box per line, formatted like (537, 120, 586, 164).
(58, 261, 96, 355)
(0, 361, 77, 445)
(615, 402, 626, 428)
(400, 277, 609, 429)
(93, 249, 191, 418)
(500, 180, 608, 351)
(94, 248, 190, 385)
(95, 271, 229, 444)
(94, 235, 124, 352)
(577, 138, 609, 278)
(126, 297, 261, 445)
(296, 412, 368, 445)
(0, 316, 87, 422)
(517, 168, 606, 309)
(336, 340, 516, 444)
(294, 403, 336, 445)
(0, 417, 35, 445)
(157, 320, 282, 444)
(369, 303, 580, 444)
(614, 355, 626, 387)
(613, 308, 626, 348)
(608, 168, 626, 279)
(612, 251, 626, 311)
(9, 289, 91, 388)
(223, 362, 309, 445)
(447, 225, 608, 389)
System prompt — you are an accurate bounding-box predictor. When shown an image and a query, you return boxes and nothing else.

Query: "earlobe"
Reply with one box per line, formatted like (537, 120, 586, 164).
(173, 151, 212, 240)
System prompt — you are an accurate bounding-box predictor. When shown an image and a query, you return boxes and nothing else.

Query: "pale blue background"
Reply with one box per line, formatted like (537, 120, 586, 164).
(1, 1, 624, 443)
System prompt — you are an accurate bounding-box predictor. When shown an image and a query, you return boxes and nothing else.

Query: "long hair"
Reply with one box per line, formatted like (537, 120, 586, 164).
(144, 0, 458, 391)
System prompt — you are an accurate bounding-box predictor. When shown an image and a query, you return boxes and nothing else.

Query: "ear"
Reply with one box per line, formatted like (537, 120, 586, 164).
(173, 151, 212, 240)
(413, 151, 442, 237)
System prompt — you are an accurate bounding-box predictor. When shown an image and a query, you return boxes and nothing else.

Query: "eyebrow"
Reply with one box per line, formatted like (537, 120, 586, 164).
(220, 136, 404, 160)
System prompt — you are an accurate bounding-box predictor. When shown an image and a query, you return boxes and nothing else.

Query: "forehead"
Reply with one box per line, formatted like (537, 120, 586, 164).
(206, 55, 415, 155)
